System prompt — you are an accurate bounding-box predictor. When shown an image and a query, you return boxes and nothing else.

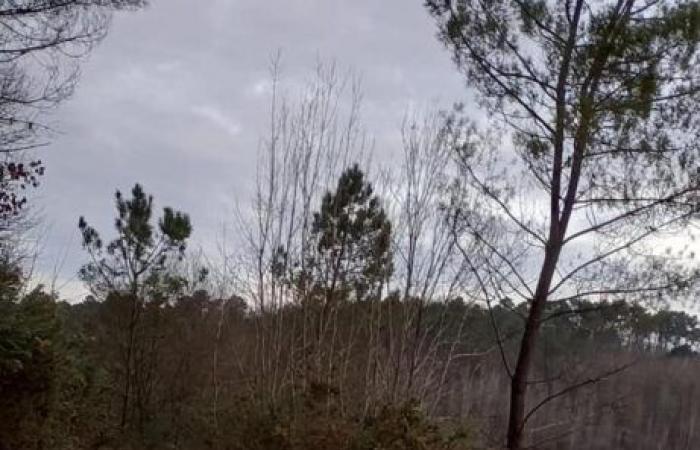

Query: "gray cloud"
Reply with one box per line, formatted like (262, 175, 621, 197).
(32, 0, 469, 300)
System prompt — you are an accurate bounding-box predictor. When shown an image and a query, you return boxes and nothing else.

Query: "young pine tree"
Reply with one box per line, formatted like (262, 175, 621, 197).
(78, 183, 191, 434)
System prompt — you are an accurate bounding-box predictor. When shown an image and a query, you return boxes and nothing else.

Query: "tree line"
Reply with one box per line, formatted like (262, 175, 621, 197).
(1, 189, 699, 448)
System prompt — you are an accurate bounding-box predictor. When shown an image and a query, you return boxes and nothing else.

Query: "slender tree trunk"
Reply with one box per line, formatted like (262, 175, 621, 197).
(120, 296, 138, 430)
(505, 4, 585, 444)
(506, 244, 562, 449)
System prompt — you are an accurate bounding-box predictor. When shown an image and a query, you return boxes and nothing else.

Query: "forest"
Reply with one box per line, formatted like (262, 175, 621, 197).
(2, 1, 700, 450)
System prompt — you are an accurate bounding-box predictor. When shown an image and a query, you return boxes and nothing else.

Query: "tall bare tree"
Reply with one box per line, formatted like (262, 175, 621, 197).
(381, 110, 471, 409)
(232, 57, 372, 413)
(426, 1, 700, 448)
(0, 0, 145, 219)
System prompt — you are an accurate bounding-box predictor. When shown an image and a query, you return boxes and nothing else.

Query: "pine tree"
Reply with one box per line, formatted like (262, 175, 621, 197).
(78, 183, 191, 433)
(307, 164, 392, 305)
(425, 1, 700, 447)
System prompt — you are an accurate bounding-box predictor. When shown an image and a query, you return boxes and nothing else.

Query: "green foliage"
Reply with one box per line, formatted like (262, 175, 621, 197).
(78, 183, 192, 296)
(2, 262, 697, 450)
(218, 390, 472, 450)
(352, 400, 473, 450)
(426, 0, 700, 222)
(75, 183, 195, 443)
(0, 280, 110, 450)
(304, 164, 393, 302)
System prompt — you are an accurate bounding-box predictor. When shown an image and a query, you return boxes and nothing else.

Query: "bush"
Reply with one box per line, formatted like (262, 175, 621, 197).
(217, 387, 472, 450)
(351, 400, 472, 450)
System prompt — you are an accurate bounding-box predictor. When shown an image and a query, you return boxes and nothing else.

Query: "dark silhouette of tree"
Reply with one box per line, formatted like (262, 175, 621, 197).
(284, 164, 394, 400)
(78, 183, 191, 433)
(425, 1, 700, 447)
(306, 163, 393, 304)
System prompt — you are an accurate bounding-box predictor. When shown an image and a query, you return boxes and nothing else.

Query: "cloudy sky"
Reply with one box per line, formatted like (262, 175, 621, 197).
(33, 0, 468, 300)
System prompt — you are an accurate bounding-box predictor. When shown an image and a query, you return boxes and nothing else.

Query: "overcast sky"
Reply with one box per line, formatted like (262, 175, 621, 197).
(33, 0, 468, 300)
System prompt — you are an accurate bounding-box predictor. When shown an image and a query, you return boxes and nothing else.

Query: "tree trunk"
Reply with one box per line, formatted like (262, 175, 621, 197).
(506, 245, 562, 449)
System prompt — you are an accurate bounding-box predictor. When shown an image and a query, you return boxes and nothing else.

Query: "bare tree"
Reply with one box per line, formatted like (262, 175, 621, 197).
(232, 56, 373, 415)
(234, 62, 483, 426)
(379, 110, 472, 410)
(0, 0, 145, 219)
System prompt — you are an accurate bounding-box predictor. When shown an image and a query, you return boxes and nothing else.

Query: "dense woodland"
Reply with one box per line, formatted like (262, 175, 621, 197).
(2, 268, 700, 449)
(2, 1, 700, 449)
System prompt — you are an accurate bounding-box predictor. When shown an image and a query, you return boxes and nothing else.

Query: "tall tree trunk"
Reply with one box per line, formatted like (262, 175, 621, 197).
(506, 244, 562, 449)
